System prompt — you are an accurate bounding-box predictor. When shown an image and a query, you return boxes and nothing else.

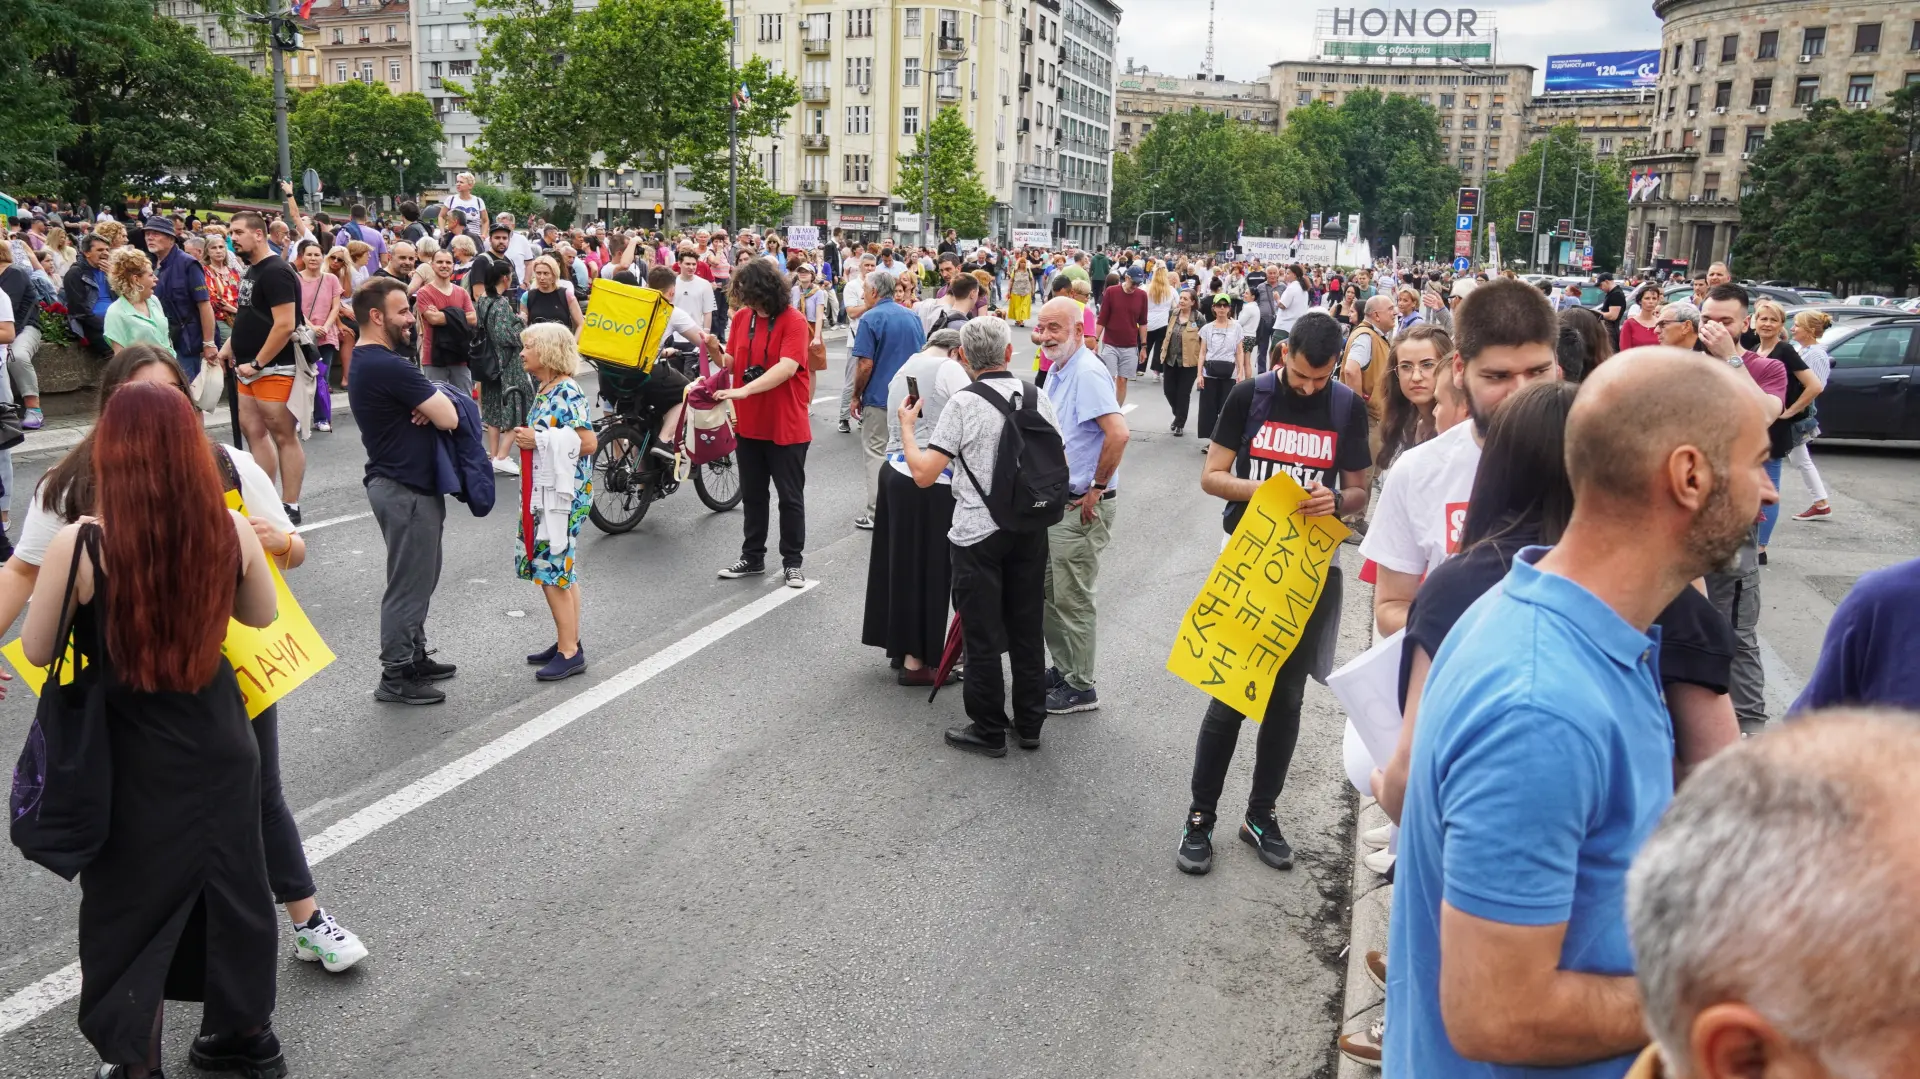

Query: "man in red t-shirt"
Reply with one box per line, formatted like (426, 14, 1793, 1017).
(1092, 271, 1148, 406)
(712, 259, 814, 588)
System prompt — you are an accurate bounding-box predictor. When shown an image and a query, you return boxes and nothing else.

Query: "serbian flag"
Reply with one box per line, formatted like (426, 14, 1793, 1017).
(295, 0, 315, 17)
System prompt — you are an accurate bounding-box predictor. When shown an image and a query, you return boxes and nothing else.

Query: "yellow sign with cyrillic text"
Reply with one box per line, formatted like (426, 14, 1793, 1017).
(1166, 472, 1350, 719)
(1, 495, 335, 718)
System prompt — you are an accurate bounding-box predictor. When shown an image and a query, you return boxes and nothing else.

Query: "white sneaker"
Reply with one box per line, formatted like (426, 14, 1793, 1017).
(493, 456, 521, 476)
(1361, 824, 1392, 850)
(1363, 848, 1396, 876)
(293, 909, 369, 972)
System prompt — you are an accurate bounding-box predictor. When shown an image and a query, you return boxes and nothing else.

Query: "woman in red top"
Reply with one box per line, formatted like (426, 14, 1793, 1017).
(713, 258, 813, 588)
(1619, 284, 1663, 352)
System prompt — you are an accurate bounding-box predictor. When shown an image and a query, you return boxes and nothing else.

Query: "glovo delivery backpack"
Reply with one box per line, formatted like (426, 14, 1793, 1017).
(577, 278, 672, 371)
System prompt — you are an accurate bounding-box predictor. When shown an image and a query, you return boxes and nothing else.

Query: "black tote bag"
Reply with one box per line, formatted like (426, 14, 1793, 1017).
(9, 525, 112, 881)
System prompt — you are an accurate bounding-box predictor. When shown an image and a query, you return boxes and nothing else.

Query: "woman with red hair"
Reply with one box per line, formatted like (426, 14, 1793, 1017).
(21, 381, 283, 1079)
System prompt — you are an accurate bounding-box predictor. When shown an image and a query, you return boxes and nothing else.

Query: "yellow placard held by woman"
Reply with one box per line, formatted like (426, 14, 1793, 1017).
(577, 278, 671, 371)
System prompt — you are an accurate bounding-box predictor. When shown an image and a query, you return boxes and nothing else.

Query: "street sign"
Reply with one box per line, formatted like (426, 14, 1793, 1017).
(1456, 187, 1481, 216)
(653, 202, 664, 215)
(1516, 209, 1536, 233)
(1573, 229, 1589, 245)
(1453, 255, 1472, 273)
(1556, 218, 1573, 237)
(1453, 229, 1472, 257)
(1582, 245, 1594, 271)
(301, 167, 321, 195)
(1456, 214, 1474, 232)
(894, 212, 922, 232)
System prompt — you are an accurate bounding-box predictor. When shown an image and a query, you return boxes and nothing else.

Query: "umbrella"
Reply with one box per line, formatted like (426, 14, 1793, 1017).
(927, 613, 965, 703)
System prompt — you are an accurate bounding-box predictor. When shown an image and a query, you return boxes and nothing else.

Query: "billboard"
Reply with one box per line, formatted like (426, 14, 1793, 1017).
(1315, 8, 1497, 62)
(1544, 51, 1660, 92)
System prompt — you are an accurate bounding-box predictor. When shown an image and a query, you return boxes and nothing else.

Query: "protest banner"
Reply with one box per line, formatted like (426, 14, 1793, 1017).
(1238, 236, 1292, 262)
(1010, 228, 1053, 249)
(785, 225, 820, 250)
(1166, 471, 1350, 719)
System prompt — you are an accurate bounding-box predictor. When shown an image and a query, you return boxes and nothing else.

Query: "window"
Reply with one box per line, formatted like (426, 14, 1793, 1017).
(1462, 115, 1477, 129)
(544, 170, 566, 187)
(1802, 26, 1825, 59)
(357, 25, 370, 43)
(845, 56, 871, 85)
(842, 154, 871, 182)
(388, 59, 401, 81)
(1460, 136, 1476, 151)
(1488, 135, 1500, 151)
(1715, 81, 1732, 108)
(1708, 126, 1726, 153)
(1795, 75, 1820, 104)
(1828, 325, 1915, 369)
(1757, 30, 1778, 59)
(1690, 38, 1706, 66)
(1489, 115, 1501, 129)
(1702, 172, 1720, 200)
(1720, 34, 1738, 62)
(847, 8, 871, 37)
(1744, 125, 1766, 153)
(844, 105, 870, 133)
(330, 27, 344, 44)
(385, 22, 397, 40)
(904, 106, 920, 135)
(1491, 93, 1504, 107)
(1913, 21, 1920, 51)
(334, 61, 348, 82)
(1439, 93, 1454, 107)
(1682, 127, 1697, 148)
(1848, 74, 1874, 102)
(1855, 23, 1881, 53)
(904, 57, 919, 86)
(805, 107, 826, 134)
(448, 58, 472, 75)
(1751, 78, 1772, 107)
(903, 7, 920, 36)
(1465, 94, 1479, 107)
(359, 61, 375, 82)
(1672, 43, 1683, 70)
(1686, 84, 1702, 109)
(758, 14, 782, 41)
(1297, 90, 1311, 105)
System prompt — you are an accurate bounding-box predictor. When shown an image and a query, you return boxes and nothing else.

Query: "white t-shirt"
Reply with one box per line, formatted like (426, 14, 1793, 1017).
(0, 287, 13, 365)
(671, 273, 715, 330)
(504, 233, 537, 283)
(1357, 419, 1482, 577)
(446, 193, 487, 237)
(1276, 280, 1310, 332)
(842, 274, 867, 333)
(1145, 293, 1174, 331)
(18, 446, 292, 567)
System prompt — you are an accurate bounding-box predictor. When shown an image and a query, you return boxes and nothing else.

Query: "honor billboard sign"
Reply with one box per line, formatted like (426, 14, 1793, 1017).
(1315, 7, 1497, 61)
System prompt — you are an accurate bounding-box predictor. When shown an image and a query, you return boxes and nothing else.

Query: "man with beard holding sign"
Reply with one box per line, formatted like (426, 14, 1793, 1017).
(1176, 312, 1371, 876)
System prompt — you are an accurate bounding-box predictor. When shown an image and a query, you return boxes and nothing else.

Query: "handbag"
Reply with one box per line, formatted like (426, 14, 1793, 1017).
(678, 342, 738, 472)
(189, 360, 226, 413)
(806, 304, 828, 372)
(10, 525, 112, 881)
(0, 400, 25, 450)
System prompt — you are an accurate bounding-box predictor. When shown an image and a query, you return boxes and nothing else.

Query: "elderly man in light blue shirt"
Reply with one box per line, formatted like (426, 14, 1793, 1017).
(1032, 295, 1129, 715)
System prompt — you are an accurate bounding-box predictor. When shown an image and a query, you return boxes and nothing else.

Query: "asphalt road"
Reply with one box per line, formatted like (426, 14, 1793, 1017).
(0, 334, 1362, 1079)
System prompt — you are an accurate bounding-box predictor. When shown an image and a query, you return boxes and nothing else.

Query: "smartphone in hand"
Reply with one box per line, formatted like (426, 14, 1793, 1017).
(904, 375, 921, 408)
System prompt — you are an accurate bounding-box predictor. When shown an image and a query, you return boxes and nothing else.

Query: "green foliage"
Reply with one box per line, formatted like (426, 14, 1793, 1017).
(895, 107, 994, 237)
(290, 81, 443, 200)
(471, 181, 547, 221)
(1732, 88, 1918, 292)
(685, 152, 792, 230)
(2, 2, 273, 207)
(1483, 124, 1627, 269)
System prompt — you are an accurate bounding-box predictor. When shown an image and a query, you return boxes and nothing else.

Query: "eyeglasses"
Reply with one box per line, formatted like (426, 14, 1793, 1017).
(1393, 359, 1439, 376)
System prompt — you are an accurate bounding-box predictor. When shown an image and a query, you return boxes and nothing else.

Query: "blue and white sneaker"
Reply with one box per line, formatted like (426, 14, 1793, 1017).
(1045, 683, 1099, 714)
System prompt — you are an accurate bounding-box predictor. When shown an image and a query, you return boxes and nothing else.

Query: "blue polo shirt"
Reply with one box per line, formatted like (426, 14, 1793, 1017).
(1043, 345, 1123, 495)
(153, 245, 210, 360)
(851, 296, 926, 408)
(1384, 548, 1673, 1079)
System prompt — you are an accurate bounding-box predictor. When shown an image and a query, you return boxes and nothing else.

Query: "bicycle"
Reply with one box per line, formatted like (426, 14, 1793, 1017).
(587, 340, 742, 534)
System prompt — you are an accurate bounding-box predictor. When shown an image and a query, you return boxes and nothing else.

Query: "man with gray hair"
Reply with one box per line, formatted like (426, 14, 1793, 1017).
(1656, 302, 1702, 349)
(849, 269, 926, 529)
(898, 316, 1061, 757)
(1624, 710, 1920, 1079)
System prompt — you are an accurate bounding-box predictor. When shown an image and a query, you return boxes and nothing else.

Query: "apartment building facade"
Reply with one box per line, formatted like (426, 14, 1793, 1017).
(162, 0, 322, 90)
(1114, 70, 1277, 155)
(310, 0, 414, 93)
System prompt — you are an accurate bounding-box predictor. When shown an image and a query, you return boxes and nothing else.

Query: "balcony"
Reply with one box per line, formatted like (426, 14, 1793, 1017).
(801, 35, 830, 54)
(801, 133, 829, 150)
(936, 83, 961, 103)
(1021, 26, 1032, 45)
(1017, 116, 1030, 134)
(1019, 71, 1032, 93)
(802, 83, 830, 103)
(937, 34, 965, 57)
(1016, 163, 1059, 186)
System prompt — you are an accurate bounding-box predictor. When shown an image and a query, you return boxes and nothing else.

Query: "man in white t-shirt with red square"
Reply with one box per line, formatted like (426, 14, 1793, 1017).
(1359, 278, 1563, 636)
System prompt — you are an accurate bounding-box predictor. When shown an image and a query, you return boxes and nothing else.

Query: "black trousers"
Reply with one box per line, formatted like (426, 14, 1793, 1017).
(1197, 373, 1235, 441)
(252, 704, 315, 906)
(951, 529, 1049, 738)
(1163, 365, 1197, 429)
(1143, 326, 1168, 370)
(1253, 327, 1273, 374)
(1188, 569, 1340, 823)
(711, 288, 731, 343)
(736, 437, 808, 568)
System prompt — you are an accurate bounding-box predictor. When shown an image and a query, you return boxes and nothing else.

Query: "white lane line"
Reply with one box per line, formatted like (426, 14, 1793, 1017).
(295, 511, 374, 534)
(811, 393, 836, 404)
(1757, 633, 1803, 718)
(0, 580, 821, 1040)
(1121, 403, 1138, 415)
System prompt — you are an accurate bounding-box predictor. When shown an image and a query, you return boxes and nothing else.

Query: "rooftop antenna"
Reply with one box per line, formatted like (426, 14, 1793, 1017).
(1202, 0, 1215, 80)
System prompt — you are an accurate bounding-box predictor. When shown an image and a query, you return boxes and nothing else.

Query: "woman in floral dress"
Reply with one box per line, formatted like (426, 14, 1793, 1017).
(512, 323, 598, 681)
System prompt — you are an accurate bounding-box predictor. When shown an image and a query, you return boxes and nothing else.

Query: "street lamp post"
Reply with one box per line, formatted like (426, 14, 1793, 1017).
(727, 0, 738, 234)
(383, 150, 409, 209)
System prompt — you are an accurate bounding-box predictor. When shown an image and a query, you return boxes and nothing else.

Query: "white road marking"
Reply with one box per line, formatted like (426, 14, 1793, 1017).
(295, 511, 374, 534)
(0, 581, 821, 1040)
(1121, 403, 1138, 415)
(1757, 633, 1803, 718)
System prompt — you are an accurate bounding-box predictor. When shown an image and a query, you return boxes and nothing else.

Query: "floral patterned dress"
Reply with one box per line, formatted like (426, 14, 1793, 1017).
(515, 378, 595, 588)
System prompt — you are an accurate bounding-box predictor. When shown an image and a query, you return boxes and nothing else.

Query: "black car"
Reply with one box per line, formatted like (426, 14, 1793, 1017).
(1814, 315, 1920, 441)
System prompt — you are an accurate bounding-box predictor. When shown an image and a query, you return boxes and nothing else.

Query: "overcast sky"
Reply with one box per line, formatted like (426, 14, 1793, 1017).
(1111, 1, 1664, 96)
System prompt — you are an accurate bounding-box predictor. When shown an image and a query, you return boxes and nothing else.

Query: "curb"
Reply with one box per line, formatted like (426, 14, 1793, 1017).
(14, 410, 234, 459)
(1338, 798, 1392, 1075)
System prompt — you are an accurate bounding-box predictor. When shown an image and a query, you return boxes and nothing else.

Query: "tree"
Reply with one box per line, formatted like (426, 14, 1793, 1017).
(685, 153, 791, 229)
(1732, 89, 1917, 292)
(291, 81, 443, 202)
(893, 107, 995, 238)
(1483, 124, 1627, 270)
(4, 4, 273, 207)
(1327, 90, 1458, 247)
(472, 180, 547, 221)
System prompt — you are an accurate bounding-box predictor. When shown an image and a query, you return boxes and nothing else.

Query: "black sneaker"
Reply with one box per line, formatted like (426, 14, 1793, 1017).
(1014, 726, 1042, 750)
(189, 1021, 287, 1077)
(410, 651, 457, 681)
(717, 559, 765, 579)
(375, 675, 445, 706)
(1177, 812, 1214, 875)
(281, 503, 302, 527)
(1239, 813, 1294, 870)
(943, 723, 1008, 758)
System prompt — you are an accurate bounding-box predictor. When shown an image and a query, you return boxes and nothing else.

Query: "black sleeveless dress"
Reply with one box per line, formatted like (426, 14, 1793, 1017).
(72, 525, 277, 1065)
(525, 287, 571, 328)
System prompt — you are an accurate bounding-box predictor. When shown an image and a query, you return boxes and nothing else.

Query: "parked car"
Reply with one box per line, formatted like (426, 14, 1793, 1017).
(1796, 288, 1838, 303)
(1897, 296, 1920, 313)
(1550, 277, 1605, 305)
(1813, 315, 1920, 441)
(1785, 304, 1917, 328)
(1841, 294, 1895, 306)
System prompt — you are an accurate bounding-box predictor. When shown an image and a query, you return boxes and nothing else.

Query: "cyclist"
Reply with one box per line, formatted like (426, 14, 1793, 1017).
(609, 265, 718, 464)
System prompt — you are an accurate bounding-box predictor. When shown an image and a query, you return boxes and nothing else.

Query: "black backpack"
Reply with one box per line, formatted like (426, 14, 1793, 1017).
(955, 379, 1070, 533)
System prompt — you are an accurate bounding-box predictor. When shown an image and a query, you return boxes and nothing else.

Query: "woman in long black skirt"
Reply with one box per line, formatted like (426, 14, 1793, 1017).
(862, 328, 970, 685)
(22, 382, 284, 1079)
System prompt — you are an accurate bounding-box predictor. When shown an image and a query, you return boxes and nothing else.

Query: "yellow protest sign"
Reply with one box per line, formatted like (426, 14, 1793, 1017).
(1166, 471, 1350, 719)
(0, 496, 336, 718)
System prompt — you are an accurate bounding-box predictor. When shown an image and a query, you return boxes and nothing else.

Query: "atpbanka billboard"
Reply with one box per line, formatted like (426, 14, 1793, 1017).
(1314, 8, 1497, 61)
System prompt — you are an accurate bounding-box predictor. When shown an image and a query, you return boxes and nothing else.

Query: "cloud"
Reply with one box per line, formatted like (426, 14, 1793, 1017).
(1112, 1, 1663, 94)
